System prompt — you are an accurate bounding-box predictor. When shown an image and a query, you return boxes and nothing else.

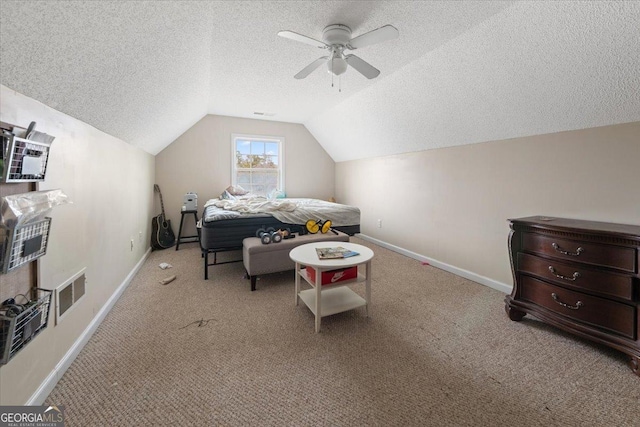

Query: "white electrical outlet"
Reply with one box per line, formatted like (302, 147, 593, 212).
(377, 219, 382, 228)
(130, 239, 134, 251)
(139, 231, 142, 242)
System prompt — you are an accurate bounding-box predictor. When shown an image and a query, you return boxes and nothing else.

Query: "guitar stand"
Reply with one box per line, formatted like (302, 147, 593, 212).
(176, 210, 200, 251)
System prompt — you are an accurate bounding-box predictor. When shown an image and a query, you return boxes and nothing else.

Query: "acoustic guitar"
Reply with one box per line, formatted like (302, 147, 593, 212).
(151, 184, 176, 250)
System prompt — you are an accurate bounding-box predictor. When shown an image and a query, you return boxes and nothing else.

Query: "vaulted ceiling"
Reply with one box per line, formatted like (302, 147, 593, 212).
(1, 1, 639, 161)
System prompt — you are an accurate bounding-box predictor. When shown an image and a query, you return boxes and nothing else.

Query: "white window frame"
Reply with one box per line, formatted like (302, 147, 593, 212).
(231, 133, 285, 196)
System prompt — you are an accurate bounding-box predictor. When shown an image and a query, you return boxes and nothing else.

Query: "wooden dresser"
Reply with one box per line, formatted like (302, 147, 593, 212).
(506, 216, 640, 376)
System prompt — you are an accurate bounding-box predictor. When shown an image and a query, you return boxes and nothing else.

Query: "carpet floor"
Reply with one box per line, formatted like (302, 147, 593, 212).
(46, 238, 639, 426)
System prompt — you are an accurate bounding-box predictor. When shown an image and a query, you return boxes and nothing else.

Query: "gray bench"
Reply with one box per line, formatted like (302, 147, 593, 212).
(243, 231, 350, 291)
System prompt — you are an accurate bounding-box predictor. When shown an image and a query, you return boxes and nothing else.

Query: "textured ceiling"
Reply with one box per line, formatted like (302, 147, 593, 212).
(1, 1, 639, 159)
(206, 1, 512, 124)
(307, 1, 640, 161)
(0, 1, 213, 154)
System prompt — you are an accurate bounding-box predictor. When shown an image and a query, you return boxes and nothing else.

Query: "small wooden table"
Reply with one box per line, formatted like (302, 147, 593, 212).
(176, 209, 200, 251)
(289, 242, 374, 333)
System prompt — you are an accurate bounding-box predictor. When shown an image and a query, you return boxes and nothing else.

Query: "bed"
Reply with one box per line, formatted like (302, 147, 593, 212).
(199, 196, 360, 278)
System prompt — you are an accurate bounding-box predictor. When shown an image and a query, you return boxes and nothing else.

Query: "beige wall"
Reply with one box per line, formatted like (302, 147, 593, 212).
(336, 122, 640, 288)
(0, 85, 155, 405)
(155, 115, 335, 236)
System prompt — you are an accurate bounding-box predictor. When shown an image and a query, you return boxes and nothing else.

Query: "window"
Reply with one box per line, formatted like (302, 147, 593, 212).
(231, 134, 284, 197)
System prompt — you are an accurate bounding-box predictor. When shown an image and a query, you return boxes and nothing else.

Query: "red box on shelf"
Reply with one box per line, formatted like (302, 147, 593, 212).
(306, 266, 357, 285)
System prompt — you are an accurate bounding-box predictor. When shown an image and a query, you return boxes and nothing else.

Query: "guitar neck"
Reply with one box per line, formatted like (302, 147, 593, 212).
(155, 184, 167, 217)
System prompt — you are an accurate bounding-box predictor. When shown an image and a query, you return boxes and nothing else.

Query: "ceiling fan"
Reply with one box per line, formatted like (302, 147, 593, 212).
(278, 24, 399, 80)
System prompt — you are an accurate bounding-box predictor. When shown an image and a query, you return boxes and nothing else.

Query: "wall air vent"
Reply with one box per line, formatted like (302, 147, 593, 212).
(55, 269, 86, 323)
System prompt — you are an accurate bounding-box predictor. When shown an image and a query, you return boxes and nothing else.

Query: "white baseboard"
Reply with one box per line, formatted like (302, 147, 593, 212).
(26, 248, 152, 405)
(357, 234, 512, 294)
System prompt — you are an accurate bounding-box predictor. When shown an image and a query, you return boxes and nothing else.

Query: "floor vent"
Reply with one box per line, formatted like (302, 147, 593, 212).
(55, 269, 86, 324)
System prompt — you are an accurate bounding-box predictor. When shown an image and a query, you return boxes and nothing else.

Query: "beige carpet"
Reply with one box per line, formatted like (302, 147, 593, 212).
(47, 238, 639, 426)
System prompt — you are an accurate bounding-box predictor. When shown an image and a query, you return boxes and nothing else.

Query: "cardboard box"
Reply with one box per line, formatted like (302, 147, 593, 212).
(306, 266, 357, 285)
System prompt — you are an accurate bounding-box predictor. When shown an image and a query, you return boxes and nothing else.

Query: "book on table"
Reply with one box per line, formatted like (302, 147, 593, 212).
(316, 246, 359, 260)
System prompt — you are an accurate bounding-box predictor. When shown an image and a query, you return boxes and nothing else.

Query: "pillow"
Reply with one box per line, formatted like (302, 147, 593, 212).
(268, 189, 286, 200)
(225, 185, 249, 196)
(220, 190, 236, 200)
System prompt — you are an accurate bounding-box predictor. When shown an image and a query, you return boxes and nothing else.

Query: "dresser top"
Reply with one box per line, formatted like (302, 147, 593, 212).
(509, 216, 640, 239)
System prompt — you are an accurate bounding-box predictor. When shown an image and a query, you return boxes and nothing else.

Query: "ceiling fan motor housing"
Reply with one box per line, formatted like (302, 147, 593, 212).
(322, 24, 352, 46)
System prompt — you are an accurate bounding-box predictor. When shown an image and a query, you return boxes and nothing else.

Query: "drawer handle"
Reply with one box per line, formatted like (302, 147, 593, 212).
(551, 243, 584, 256)
(551, 293, 584, 310)
(548, 266, 580, 281)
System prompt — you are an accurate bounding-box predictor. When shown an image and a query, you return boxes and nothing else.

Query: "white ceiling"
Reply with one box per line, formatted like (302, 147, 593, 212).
(1, 1, 639, 160)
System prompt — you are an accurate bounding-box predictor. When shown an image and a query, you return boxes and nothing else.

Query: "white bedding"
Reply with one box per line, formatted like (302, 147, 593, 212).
(203, 197, 360, 226)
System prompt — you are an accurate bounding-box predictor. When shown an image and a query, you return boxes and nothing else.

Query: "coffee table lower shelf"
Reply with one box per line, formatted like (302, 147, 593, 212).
(298, 287, 366, 317)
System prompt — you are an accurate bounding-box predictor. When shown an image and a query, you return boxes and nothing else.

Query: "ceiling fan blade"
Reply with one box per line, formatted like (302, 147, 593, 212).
(345, 54, 380, 79)
(294, 56, 329, 79)
(278, 30, 327, 48)
(347, 25, 399, 49)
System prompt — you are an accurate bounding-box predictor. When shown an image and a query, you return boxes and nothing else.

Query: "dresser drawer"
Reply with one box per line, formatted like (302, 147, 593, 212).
(521, 233, 637, 273)
(520, 276, 636, 339)
(517, 253, 634, 301)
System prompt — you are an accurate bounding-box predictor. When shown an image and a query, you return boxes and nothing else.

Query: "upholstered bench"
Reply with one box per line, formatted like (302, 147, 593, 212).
(243, 231, 350, 291)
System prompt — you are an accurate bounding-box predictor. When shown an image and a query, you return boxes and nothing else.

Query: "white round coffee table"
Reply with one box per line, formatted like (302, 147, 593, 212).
(289, 241, 374, 333)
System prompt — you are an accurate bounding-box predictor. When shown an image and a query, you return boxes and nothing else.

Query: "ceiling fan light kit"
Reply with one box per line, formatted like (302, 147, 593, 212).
(328, 55, 348, 76)
(278, 23, 399, 88)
